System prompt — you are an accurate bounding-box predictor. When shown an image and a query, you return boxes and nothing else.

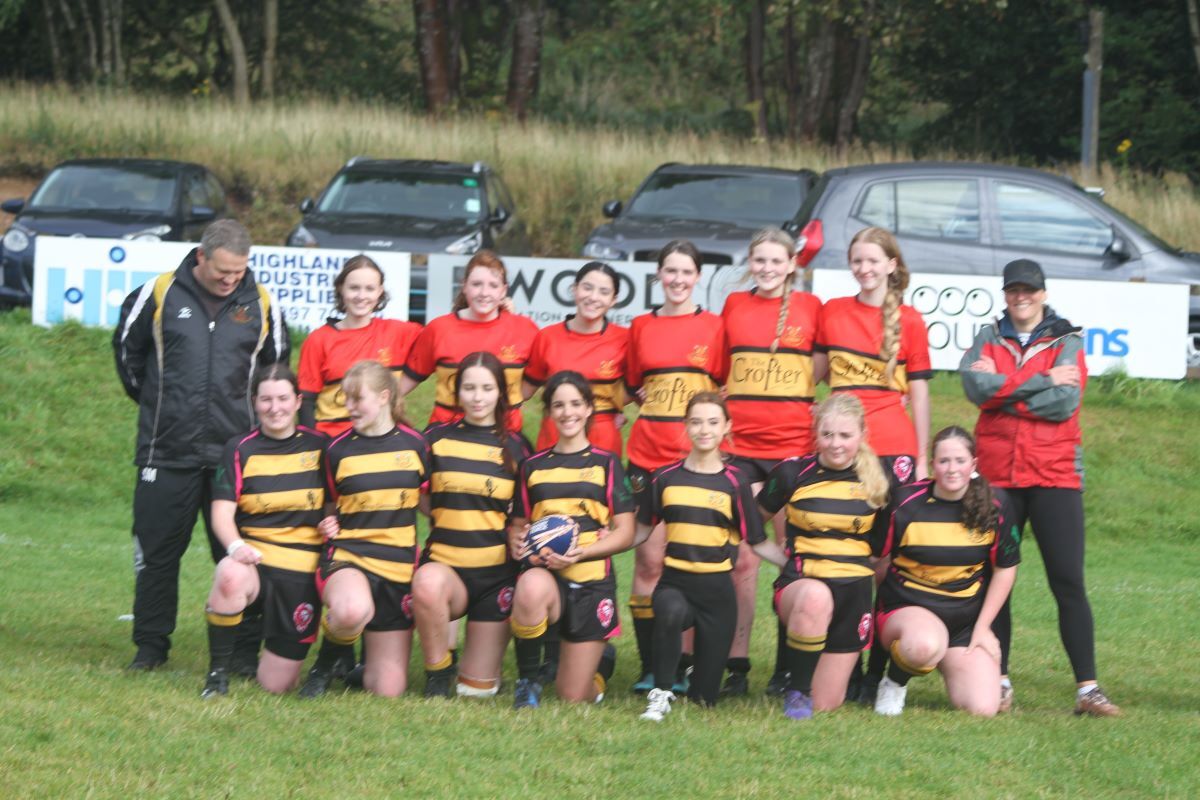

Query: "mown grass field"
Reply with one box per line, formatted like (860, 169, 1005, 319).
(1, 309, 1198, 798)
(1, 84, 1200, 256)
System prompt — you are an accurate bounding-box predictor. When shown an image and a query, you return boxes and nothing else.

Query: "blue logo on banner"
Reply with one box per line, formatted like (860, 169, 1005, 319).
(109, 246, 126, 263)
(1085, 328, 1129, 357)
(64, 287, 83, 304)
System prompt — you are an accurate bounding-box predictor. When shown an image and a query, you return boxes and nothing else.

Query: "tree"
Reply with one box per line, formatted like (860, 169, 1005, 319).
(212, 0, 249, 105)
(413, 0, 454, 112)
(507, 0, 545, 121)
(745, 0, 768, 139)
(262, 0, 276, 98)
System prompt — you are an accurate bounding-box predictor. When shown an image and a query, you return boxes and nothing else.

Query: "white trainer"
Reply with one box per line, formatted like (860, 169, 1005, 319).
(874, 676, 908, 716)
(639, 688, 675, 722)
(456, 678, 500, 698)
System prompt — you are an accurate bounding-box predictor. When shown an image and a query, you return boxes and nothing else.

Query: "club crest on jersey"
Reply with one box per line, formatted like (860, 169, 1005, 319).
(231, 306, 252, 324)
(401, 593, 414, 620)
(597, 359, 618, 378)
(857, 612, 872, 643)
(395, 451, 415, 469)
(300, 451, 319, 469)
(780, 325, 805, 347)
(892, 456, 914, 484)
(597, 598, 615, 628)
(377, 347, 392, 365)
(293, 602, 315, 632)
(497, 586, 514, 613)
(687, 345, 710, 367)
(499, 345, 519, 363)
(579, 467, 595, 481)
(708, 492, 723, 508)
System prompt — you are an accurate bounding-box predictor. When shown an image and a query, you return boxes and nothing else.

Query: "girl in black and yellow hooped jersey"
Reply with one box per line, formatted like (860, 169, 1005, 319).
(507, 371, 637, 709)
(635, 392, 765, 722)
(297, 360, 430, 699)
(201, 363, 330, 699)
(626, 240, 728, 694)
(752, 393, 892, 720)
(871, 426, 1020, 718)
(412, 351, 531, 698)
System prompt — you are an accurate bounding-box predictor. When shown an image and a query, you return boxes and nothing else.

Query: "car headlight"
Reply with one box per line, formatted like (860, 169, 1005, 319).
(124, 224, 172, 243)
(3, 226, 31, 253)
(288, 225, 318, 248)
(582, 241, 626, 260)
(445, 230, 482, 255)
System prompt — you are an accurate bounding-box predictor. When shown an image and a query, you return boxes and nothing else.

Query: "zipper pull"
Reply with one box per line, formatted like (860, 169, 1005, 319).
(209, 321, 216, 332)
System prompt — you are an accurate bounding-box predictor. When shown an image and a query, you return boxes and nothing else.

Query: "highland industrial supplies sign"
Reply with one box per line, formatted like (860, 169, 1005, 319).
(32, 237, 410, 330)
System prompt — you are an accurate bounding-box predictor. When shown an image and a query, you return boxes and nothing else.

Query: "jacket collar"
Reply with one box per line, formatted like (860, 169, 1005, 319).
(996, 305, 1080, 346)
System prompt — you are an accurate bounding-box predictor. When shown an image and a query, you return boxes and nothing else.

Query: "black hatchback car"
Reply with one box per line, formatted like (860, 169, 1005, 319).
(0, 158, 228, 307)
(794, 161, 1200, 366)
(582, 163, 817, 266)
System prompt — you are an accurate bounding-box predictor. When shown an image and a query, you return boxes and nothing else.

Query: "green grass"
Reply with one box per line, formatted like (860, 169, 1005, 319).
(1, 309, 1199, 798)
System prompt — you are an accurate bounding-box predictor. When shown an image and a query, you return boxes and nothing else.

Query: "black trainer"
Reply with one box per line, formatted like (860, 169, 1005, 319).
(200, 669, 229, 699)
(424, 666, 457, 698)
(298, 664, 337, 699)
(764, 669, 790, 696)
(342, 662, 366, 690)
(720, 670, 750, 697)
(229, 653, 259, 680)
(537, 659, 559, 685)
(127, 648, 167, 672)
(857, 674, 881, 706)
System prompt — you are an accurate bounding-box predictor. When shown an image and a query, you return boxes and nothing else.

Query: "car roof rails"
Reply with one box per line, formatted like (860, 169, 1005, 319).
(345, 156, 370, 168)
(472, 161, 487, 174)
(1084, 186, 1106, 198)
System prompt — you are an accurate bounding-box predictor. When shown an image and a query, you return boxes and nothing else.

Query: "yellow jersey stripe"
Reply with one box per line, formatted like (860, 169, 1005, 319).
(330, 547, 414, 583)
(432, 507, 508, 532)
(242, 538, 320, 573)
(428, 542, 508, 568)
(336, 450, 425, 481)
(238, 488, 325, 514)
(242, 450, 324, 478)
(901, 520, 995, 548)
(431, 471, 514, 498)
(339, 488, 421, 514)
(662, 484, 732, 518)
(527, 466, 607, 489)
(792, 535, 872, 557)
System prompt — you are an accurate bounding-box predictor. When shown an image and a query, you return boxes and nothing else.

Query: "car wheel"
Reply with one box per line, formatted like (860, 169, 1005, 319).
(1188, 328, 1200, 370)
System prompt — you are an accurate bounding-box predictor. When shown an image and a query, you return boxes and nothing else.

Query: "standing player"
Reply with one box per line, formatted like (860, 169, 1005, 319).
(411, 352, 531, 698)
(636, 392, 766, 721)
(507, 371, 636, 708)
(960, 259, 1119, 716)
(401, 250, 537, 431)
(720, 227, 824, 696)
(298, 255, 421, 437)
(626, 240, 728, 693)
(298, 361, 429, 698)
(872, 426, 1020, 717)
(200, 364, 328, 698)
(522, 261, 630, 455)
(753, 394, 892, 720)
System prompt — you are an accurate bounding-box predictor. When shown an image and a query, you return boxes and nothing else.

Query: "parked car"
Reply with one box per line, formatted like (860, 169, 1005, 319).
(793, 161, 1200, 367)
(0, 158, 228, 307)
(582, 163, 817, 266)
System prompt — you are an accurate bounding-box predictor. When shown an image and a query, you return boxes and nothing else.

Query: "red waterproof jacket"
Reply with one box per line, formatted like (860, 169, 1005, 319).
(959, 309, 1085, 490)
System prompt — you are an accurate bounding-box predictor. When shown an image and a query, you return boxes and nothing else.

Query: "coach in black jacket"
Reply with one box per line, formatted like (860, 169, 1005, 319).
(113, 219, 289, 670)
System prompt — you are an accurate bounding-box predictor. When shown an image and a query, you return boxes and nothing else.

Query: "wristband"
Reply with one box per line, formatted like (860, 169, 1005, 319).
(227, 539, 247, 557)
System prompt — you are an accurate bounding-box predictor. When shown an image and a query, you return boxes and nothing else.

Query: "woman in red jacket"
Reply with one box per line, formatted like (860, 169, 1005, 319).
(960, 258, 1119, 717)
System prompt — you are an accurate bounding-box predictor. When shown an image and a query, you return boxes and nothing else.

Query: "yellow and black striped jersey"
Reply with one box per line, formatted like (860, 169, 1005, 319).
(424, 420, 531, 570)
(325, 423, 430, 584)
(213, 426, 329, 573)
(757, 455, 890, 582)
(638, 460, 765, 574)
(512, 445, 635, 585)
(881, 482, 1020, 603)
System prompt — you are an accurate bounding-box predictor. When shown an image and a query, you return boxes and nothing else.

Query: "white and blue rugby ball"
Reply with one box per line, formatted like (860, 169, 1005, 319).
(523, 514, 580, 564)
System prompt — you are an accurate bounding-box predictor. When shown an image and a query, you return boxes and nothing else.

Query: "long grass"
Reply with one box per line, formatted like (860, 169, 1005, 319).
(1, 84, 1198, 256)
(1, 309, 1199, 798)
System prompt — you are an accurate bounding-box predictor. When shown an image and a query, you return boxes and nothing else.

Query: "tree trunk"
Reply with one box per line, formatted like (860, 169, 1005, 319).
(98, 0, 112, 79)
(75, 0, 100, 79)
(413, 0, 454, 113)
(799, 11, 835, 141)
(506, 0, 544, 121)
(745, 0, 768, 139)
(835, 0, 874, 151)
(446, 0, 461, 98)
(262, 0, 277, 99)
(213, 0, 250, 106)
(784, 0, 798, 141)
(1189, 0, 1200, 83)
(42, 0, 66, 83)
(111, 0, 124, 85)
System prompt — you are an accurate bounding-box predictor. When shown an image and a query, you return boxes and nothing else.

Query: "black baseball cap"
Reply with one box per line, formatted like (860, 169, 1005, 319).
(1002, 259, 1045, 291)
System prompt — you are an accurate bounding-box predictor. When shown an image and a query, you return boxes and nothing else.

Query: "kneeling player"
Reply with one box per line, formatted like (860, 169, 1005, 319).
(201, 364, 329, 698)
(872, 426, 1019, 717)
(507, 371, 636, 708)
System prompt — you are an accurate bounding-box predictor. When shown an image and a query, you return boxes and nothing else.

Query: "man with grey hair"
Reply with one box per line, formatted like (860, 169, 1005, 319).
(114, 219, 289, 671)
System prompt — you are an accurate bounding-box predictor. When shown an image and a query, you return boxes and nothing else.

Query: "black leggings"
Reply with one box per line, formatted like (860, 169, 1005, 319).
(993, 487, 1096, 683)
(651, 569, 736, 706)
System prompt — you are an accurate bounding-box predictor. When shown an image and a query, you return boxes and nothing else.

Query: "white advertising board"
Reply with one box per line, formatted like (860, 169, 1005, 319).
(812, 269, 1188, 380)
(32, 237, 410, 331)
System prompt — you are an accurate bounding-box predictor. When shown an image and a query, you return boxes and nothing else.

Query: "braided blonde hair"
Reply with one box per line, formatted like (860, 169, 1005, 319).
(747, 227, 799, 354)
(848, 227, 910, 383)
(813, 393, 889, 509)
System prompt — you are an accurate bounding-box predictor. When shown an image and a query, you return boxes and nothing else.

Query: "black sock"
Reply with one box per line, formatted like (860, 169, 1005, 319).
(598, 643, 617, 683)
(629, 595, 655, 675)
(773, 619, 788, 675)
(514, 635, 543, 681)
(726, 656, 750, 675)
(542, 626, 560, 666)
(886, 660, 913, 687)
(314, 636, 355, 671)
(677, 651, 694, 681)
(785, 631, 825, 694)
(205, 608, 241, 673)
(866, 641, 889, 682)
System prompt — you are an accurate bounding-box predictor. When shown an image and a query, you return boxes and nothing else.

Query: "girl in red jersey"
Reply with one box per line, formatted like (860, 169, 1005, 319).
(298, 255, 422, 437)
(401, 250, 538, 431)
(522, 261, 630, 455)
(720, 226, 824, 696)
(625, 240, 728, 693)
(816, 226, 931, 484)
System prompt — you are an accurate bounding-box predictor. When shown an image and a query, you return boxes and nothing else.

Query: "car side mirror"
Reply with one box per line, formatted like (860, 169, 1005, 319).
(299, 197, 314, 213)
(1, 198, 25, 215)
(602, 200, 622, 218)
(190, 206, 216, 222)
(489, 206, 510, 226)
(782, 220, 801, 234)
(1107, 228, 1131, 262)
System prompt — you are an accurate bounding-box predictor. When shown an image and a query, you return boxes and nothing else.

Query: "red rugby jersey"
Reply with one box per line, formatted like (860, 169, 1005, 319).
(297, 317, 422, 437)
(816, 296, 932, 457)
(721, 289, 823, 459)
(524, 318, 630, 454)
(626, 308, 727, 471)
(403, 310, 538, 430)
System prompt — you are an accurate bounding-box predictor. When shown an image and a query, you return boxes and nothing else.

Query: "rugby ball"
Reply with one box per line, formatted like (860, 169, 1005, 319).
(523, 514, 580, 564)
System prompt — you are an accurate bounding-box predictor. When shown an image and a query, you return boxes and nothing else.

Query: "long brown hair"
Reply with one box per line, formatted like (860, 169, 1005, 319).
(748, 227, 798, 354)
(931, 426, 998, 534)
(333, 255, 389, 314)
(452, 250, 508, 313)
(455, 350, 516, 475)
(812, 393, 888, 509)
(342, 359, 410, 429)
(848, 226, 910, 383)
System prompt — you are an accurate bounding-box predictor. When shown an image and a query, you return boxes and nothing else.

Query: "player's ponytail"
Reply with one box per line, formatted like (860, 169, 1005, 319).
(813, 393, 889, 509)
(849, 227, 910, 383)
(932, 426, 998, 534)
(456, 350, 517, 475)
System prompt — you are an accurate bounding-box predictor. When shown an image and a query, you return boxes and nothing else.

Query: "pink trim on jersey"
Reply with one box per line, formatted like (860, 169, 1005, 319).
(647, 460, 686, 527)
(882, 482, 933, 557)
(722, 464, 751, 542)
(232, 429, 260, 499)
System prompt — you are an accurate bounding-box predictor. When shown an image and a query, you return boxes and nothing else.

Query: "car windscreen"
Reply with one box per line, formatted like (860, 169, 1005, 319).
(625, 173, 803, 226)
(1091, 192, 1179, 254)
(29, 165, 178, 213)
(317, 171, 485, 221)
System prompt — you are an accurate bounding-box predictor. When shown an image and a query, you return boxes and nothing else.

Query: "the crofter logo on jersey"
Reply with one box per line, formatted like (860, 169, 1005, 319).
(499, 345, 519, 363)
(892, 456, 914, 484)
(780, 325, 805, 348)
(300, 451, 319, 469)
(829, 353, 886, 385)
(484, 477, 496, 497)
(597, 598, 615, 628)
(231, 306, 252, 324)
(688, 345, 709, 367)
(497, 586, 514, 613)
(177, 306, 192, 319)
(400, 593, 414, 620)
(857, 612, 872, 642)
(293, 602, 315, 632)
(597, 359, 618, 378)
(729, 353, 806, 393)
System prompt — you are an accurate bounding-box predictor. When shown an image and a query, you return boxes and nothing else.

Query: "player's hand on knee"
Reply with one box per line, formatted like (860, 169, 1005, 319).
(966, 625, 1000, 663)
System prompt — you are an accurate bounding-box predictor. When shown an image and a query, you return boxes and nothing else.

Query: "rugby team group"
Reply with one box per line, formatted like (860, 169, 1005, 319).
(111, 218, 1120, 723)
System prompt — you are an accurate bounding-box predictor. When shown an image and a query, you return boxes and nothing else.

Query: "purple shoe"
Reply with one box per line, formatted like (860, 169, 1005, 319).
(783, 689, 813, 720)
